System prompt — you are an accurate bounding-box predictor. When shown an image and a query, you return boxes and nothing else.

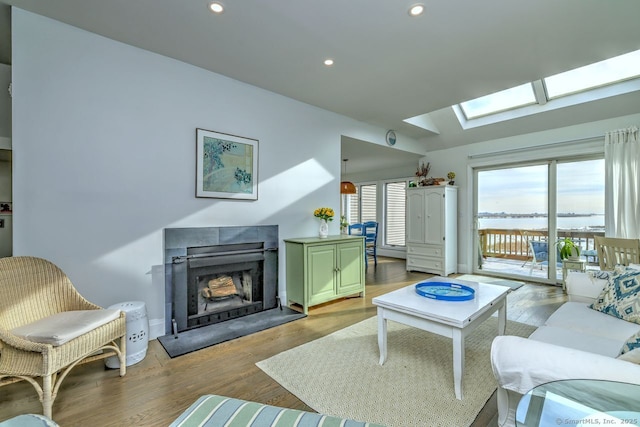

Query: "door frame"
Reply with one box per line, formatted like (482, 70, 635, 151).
(469, 154, 603, 285)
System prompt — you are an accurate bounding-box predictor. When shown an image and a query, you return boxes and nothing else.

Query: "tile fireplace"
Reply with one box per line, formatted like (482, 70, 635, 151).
(160, 225, 304, 357)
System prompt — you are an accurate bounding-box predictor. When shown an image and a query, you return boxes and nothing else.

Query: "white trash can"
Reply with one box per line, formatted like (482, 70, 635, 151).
(105, 301, 149, 368)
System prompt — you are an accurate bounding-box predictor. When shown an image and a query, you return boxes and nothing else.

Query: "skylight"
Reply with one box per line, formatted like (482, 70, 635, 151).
(459, 83, 536, 119)
(441, 48, 640, 130)
(544, 49, 640, 99)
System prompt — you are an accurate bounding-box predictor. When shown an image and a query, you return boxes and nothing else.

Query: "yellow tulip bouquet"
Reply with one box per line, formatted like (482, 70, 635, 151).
(313, 207, 335, 221)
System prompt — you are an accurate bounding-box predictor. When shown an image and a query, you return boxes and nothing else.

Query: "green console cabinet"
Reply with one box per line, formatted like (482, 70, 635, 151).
(284, 235, 365, 314)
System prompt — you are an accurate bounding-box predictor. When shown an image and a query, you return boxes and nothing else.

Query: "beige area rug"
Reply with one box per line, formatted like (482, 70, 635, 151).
(457, 274, 526, 291)
(257, 316, 535, 427)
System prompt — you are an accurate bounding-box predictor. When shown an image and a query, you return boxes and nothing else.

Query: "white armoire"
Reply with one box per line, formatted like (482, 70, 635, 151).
(406, 185, 457, 276)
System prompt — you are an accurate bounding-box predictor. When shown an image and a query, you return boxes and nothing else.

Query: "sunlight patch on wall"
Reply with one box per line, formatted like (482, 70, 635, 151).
(92, 158, 334, 271)
(91, 232, 161, 279)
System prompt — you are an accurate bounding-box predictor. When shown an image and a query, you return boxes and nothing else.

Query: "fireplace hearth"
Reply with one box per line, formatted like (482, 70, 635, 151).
(159, 225, 305, 357)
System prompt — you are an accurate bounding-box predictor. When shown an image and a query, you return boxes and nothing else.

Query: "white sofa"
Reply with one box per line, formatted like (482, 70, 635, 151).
(490, 270, 640, 427)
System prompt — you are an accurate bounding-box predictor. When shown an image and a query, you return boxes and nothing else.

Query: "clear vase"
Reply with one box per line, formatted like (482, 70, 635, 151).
(318, 219, 329, 238)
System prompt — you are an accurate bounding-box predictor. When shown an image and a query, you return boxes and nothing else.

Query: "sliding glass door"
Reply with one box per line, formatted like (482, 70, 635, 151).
(555, 159, 605, 281)
(474, 157, 604, 283)
(475, 164, 550, 280)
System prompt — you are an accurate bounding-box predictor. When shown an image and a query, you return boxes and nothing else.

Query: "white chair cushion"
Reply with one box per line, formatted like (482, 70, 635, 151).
(12, 309, 121, 346)
(529, 326, 623, 358)
(544, 301, 640, 342)
(565, 271, 608, 303)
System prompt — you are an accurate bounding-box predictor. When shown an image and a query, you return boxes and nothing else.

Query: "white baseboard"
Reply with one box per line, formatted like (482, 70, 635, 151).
(377, 248, 406, 259)
(457, 263, 471, 274)
(149, 318, 165, 340)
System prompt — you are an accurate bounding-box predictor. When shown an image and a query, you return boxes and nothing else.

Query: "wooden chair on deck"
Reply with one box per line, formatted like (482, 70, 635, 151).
(594, 236, 640, 270)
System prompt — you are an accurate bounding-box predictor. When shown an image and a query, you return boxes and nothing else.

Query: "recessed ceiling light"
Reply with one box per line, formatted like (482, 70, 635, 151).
(409, 4, 425, 16)
(324, 59, 334, 66)
(208, 2, 224, 14)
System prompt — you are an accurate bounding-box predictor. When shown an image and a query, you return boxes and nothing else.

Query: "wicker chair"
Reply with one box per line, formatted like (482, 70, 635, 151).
(0, 256, 127, 418)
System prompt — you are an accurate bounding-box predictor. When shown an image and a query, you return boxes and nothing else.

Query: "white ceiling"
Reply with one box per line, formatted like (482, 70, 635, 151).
(1, 0, 640, 172)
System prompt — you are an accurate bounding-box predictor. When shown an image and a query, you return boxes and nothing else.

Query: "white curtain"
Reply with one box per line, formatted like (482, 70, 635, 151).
(604, 126, 640, 238)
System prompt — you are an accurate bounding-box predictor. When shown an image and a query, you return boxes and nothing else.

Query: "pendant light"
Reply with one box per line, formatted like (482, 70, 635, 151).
(340, 159, 356, 194)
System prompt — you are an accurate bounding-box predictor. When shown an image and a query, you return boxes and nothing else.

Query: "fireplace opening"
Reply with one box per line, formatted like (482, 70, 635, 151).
(200, 273, 247, 309)
(172, 241, 276, 332)
(195, 268, 261, 319)
(186, 243, 266, 329)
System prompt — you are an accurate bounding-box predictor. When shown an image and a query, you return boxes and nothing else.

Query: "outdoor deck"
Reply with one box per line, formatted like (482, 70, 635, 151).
(479, 256, 600, 281)
(477, 227, 603, 282)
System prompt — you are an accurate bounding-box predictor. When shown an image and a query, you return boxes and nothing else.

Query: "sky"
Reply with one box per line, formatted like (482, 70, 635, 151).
(477, 159, 605, 215)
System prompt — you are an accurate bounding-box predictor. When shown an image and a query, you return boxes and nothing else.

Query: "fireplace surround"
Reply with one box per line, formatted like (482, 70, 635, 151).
(160, 225, 305, 357)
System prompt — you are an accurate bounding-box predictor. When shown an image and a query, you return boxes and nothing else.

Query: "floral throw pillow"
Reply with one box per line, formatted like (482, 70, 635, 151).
(587, 264, 639, 282)
(622, 332, 640, 355)
(590, 267, 640, 325)
(588, 270, 613, 281)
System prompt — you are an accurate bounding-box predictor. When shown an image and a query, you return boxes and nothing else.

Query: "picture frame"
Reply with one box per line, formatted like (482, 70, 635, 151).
(196, 128, 258, 200)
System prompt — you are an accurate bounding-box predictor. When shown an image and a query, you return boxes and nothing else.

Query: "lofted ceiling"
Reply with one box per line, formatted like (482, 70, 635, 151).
(0, 1, 639, 173)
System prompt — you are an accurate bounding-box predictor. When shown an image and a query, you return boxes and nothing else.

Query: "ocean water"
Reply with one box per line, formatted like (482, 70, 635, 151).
(478, 215, 604, 231)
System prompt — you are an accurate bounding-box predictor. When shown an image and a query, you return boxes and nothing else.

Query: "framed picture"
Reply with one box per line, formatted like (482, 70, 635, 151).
(0, 202, 11, 214)
(196, 128, 258, 200)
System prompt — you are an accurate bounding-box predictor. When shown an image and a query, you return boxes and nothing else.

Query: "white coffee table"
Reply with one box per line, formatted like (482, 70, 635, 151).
(372, 276, 509, 400)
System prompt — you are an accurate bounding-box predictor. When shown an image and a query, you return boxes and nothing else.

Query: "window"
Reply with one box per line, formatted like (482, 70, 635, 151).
(450, 48, 640, 128)
(348, 190, 358, 223)
(360, 184, 377, 222)
(385, 181, 406, 246)
(544, 49, 640, 99)
(348, 180, 408, 249)
(459, 83, 536, 119)
(348, 183, 377, 224)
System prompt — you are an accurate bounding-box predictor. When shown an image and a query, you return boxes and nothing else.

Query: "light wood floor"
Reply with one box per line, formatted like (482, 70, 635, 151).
(0, 258, 566, 426)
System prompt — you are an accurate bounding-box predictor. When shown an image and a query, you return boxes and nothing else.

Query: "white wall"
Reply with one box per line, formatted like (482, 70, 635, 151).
(0, 155, 10, 257)
(0, 63, 10, 258)
(346, 165, 415, 183)
(11, 9, 417, 338)
(422, 112, 640, 274)
(0, 63, 10, 138)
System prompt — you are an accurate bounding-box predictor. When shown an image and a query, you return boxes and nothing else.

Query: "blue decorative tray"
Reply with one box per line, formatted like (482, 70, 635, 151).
(415, 281, 475, 301)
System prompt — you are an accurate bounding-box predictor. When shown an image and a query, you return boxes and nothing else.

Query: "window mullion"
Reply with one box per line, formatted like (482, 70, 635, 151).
(531, 80, 548, 105)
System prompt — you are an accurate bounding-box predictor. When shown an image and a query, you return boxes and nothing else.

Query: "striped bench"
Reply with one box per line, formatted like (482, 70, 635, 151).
(0, 414, 59, 427)
(170, 395, 385, 427)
